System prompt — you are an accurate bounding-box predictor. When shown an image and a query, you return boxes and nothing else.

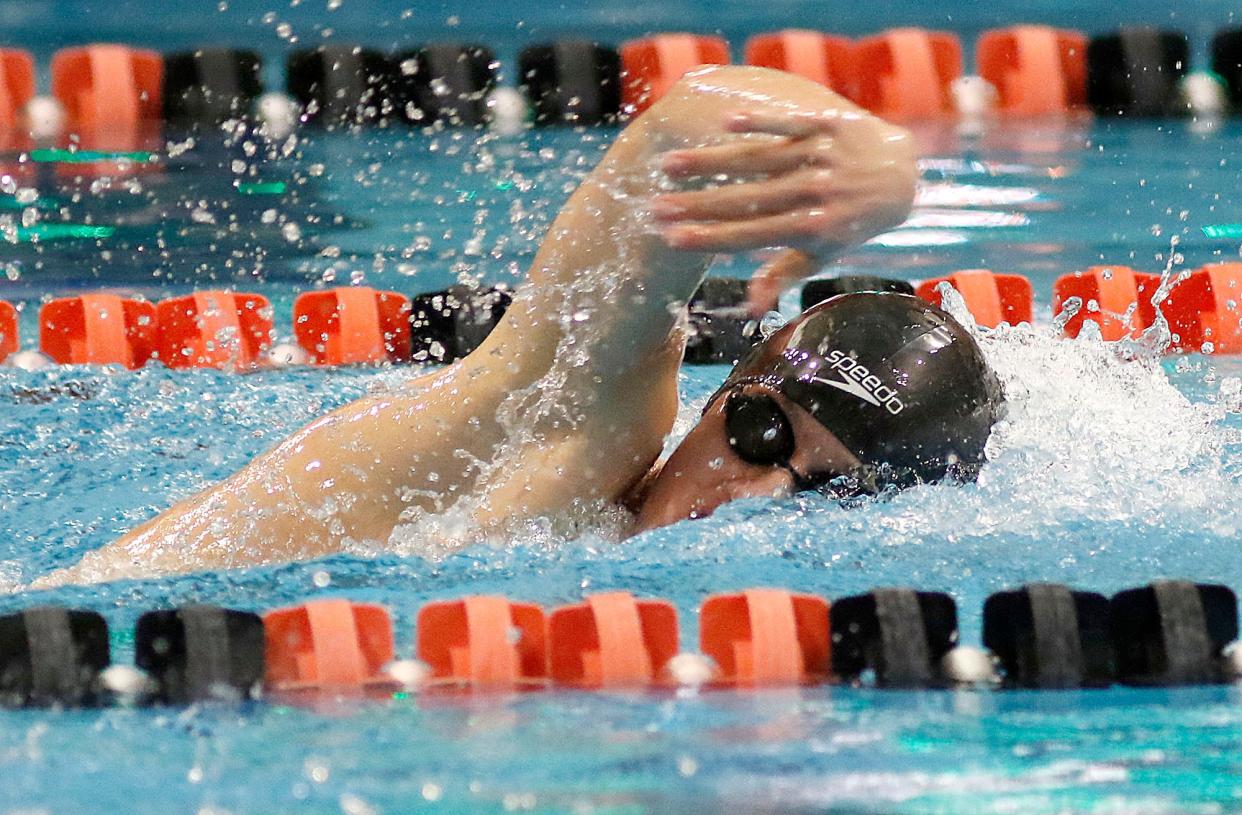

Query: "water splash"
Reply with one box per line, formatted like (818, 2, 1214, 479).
(930, 281, 1222, 540)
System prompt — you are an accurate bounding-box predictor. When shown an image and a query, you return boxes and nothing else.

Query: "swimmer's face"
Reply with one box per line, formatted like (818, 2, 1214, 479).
(634, 383, 861, 532)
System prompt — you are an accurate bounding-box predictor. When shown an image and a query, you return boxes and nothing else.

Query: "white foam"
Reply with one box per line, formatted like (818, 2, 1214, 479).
(383, 269, 1232, 564)
(873, 284, 1228, 547)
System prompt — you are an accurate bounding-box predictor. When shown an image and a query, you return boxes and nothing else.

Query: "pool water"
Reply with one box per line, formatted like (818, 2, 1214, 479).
(5, 111, 1242, 813)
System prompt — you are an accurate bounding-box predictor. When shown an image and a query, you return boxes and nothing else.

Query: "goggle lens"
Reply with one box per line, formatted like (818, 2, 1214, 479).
(724, 392, 796, 468)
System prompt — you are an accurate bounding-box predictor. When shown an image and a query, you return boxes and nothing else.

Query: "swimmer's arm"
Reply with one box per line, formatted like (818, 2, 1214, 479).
(37, 362, 514, 585)
(36, 67, 915, 586)
(479, 66, 915, 383)
(33, 400, 389, 584)
(470, 65, 916, 462)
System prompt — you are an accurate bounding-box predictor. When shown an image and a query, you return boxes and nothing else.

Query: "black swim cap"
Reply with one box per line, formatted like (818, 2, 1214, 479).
(709, 292, 1004, 492)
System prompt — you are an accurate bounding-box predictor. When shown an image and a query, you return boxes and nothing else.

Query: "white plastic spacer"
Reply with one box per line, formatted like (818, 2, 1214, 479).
(256, 92, 298, 140)
(486, 87, 529, 136)
(100, 664, 155, 698)
(1179, 72, 1227, 118)
(4, 350, 54, 371)
(664, 652, 718, 687)
(23, 96, 67, 142)
(941, 645, 998, 685)
(266, 342, 310, 367)
(384, 659, 431, 689)
(951, 76, 998, 119)
(1222, 641, 1242, 680)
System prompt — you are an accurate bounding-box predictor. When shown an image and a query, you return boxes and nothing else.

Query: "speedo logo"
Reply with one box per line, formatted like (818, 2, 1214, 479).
(807, 349, 906, 415)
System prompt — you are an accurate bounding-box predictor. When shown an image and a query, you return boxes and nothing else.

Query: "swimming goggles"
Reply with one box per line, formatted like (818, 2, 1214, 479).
(722, 389, 862, 495)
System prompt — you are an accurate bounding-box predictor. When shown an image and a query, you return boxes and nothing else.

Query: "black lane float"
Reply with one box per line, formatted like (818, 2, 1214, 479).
(518, 40, 622, 125)
(983, 584, 1114, 689)
(1086, 28, 1191, 117)
(163, 48, 263, 125)
(1, 579, 1240, 707)
(135, 605, 266, 704)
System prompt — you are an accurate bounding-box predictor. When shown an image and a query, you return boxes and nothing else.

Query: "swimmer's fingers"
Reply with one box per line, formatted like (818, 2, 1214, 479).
(662, 205, 857, 253)
(653, 170, 832, 222)
(746, 250, 820, 317)
(725, 110, 843, 140)
(660, 139, 829, 180)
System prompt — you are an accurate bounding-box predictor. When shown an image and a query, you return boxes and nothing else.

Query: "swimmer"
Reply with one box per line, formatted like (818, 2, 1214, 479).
(39, 65, 1002, 586)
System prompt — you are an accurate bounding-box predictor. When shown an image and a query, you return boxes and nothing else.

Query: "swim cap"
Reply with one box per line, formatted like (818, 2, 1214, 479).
(709, 292, 1004, 492)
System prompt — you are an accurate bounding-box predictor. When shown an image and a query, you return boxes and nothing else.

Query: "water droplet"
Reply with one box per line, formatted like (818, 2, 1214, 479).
(758, 310, 787, 338)
(304, 758, 330, 784)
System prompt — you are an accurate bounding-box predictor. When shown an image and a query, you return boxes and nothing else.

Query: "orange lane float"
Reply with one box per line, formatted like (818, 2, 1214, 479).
(915, 269, 1034, 328)
(1052, 266, 1160, 340)
(155, 291, 272, 370)
(744, 30, 855, 96)
(853, 28, 962, 119)
(1158, 263, 1242, 354)
(699, 589, 831, 687)
(417, 596, 548, 688)
(263, 599, 394, 691)
(293, 287, 412, 366)
(977, 25, 1088, 116)
(620, 34, 730, 115)
(0, 49, 34, 132)
(0, 49, 34, 158)
(39, 295, 157, 368)
(0, 301, 17, 363)
(51, 44, 162, 132)
(51, 44, 163, 177)
(548, 591, 679, 688)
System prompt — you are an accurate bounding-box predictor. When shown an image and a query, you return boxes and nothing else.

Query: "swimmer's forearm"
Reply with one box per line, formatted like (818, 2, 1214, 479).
(480, 66, 916, 386)
(37, 463, 335, 585)
(479, 112, 709, 385)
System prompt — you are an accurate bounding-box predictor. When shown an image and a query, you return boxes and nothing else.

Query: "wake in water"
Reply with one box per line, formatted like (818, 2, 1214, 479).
(378, 261, 1236, 569)
(936, 282, 1226, 539)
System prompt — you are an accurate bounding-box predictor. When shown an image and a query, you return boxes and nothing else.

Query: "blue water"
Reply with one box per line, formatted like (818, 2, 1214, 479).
(4, 0, 1241, 72)
(6, 5, 1242, 808)
(2, 115, 1242, 813)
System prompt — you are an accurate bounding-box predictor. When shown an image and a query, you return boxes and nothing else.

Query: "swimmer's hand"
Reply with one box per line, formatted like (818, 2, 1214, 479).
(653, 108, 918, 315)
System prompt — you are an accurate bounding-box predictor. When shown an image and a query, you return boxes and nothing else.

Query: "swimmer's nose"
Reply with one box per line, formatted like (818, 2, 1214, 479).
(634, 411, 794, 532)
